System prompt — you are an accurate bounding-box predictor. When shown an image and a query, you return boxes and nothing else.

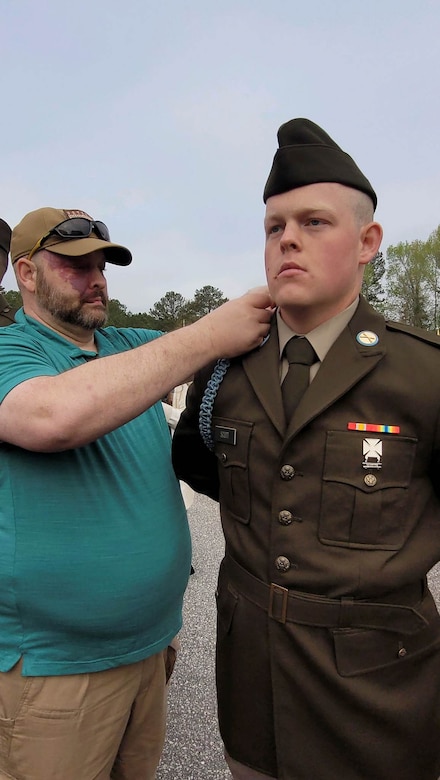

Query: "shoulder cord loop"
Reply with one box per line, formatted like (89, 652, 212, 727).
(198, 358, 230, 451)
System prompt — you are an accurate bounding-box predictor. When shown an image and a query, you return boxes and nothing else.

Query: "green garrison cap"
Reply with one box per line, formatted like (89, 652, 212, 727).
(263, 118, 377, 210)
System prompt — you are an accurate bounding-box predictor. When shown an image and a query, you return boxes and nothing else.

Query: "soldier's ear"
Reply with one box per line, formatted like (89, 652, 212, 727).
(359, 221, 383, 266)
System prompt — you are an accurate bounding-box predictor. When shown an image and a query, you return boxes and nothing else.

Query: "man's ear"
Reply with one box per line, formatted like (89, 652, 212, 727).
(14, 256, 37, 292)
(359, 221, 383, 267)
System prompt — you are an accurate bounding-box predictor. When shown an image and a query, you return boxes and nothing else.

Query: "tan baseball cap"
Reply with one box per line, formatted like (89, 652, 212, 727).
(11, 207, 132, 266)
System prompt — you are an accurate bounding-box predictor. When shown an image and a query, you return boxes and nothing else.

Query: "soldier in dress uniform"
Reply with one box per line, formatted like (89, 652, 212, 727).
(172, 119, 440, 780)
(0, 219, 16, 326)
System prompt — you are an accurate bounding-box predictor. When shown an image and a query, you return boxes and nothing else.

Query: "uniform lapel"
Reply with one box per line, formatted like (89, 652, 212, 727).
(286, 298, 387, 438)
(242, 318, 285, 437)
(238, 300, 387, 440)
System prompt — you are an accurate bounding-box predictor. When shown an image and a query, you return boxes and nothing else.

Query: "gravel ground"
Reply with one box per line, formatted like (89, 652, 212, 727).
(157, 493, 440, 780)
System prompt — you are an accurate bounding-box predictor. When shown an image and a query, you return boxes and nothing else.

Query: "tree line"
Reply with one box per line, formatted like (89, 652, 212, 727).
(361, 224, 440, 331)
(4, 225, 440, 332)
(2, 284, 228, 332)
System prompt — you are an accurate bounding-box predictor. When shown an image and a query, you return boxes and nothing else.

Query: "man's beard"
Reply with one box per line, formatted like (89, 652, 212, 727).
(35, 268, 108, 330)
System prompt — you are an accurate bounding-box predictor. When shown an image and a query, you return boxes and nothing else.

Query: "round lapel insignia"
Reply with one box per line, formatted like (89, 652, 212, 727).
(356, 330, 379, 347)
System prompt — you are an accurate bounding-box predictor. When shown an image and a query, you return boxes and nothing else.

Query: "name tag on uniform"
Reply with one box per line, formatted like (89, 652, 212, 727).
(214, 426, 237, 445)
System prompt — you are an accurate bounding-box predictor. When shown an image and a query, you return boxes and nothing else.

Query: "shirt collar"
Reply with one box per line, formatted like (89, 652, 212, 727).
(277, 297, 359, 362)
(16, 309, 99, 359)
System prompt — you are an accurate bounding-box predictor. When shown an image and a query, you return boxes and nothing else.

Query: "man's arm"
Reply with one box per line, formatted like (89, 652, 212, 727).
(0, 289, 273, 452)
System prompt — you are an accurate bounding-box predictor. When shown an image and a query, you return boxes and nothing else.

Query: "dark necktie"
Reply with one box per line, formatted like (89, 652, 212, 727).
(281, 337, 317, 422)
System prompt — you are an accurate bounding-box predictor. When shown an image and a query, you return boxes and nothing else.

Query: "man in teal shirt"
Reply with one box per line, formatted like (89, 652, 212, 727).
(0, 207, 272, 780)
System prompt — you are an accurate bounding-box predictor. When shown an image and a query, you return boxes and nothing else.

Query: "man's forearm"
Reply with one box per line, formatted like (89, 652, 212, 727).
(0, 289, 273, 451)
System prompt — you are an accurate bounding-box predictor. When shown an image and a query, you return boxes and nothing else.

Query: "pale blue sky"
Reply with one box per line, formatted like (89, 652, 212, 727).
(2, 0, 440, 311)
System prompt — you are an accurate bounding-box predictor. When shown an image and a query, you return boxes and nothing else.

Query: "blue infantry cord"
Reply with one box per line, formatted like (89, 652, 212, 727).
(197, 334, 271, 451)
(198, 358, 230, 451)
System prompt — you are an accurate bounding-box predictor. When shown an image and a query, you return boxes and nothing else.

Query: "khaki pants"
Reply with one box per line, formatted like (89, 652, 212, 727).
(0, 652, 169, 780)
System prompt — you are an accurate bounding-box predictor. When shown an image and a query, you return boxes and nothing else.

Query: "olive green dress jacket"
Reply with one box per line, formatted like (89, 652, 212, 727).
(172, 297, 440, 780)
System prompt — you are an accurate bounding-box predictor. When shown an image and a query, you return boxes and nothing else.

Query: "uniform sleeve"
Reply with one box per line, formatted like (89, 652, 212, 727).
(172, 370, 220, 502)
(429, 409, 440, 501)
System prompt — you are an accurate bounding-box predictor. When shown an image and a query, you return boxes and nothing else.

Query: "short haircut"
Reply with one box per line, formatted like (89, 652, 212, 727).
(347, 189, 375, 226)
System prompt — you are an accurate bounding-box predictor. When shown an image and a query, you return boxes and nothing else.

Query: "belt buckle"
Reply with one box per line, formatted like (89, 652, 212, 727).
(269, 583, 289, 624)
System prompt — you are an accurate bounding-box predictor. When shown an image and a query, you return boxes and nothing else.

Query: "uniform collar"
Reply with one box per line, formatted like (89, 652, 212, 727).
(276, 297, 359, 363)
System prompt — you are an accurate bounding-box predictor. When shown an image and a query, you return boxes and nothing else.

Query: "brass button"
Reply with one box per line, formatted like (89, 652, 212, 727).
(275, 556, 291, 572)
(397, 647, 407, 658)
(278, 510, 293, 526)
(280, 465, 295, 480)
(364, 474, 377, 487)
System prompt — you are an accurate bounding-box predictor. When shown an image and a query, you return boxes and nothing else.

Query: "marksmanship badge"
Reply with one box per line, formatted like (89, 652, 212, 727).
(362, 438, 382, 469)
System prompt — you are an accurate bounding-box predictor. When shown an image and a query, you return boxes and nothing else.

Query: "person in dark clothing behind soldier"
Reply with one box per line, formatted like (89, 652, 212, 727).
(0, 219, 16, 325)
(172, 118, 440, 780)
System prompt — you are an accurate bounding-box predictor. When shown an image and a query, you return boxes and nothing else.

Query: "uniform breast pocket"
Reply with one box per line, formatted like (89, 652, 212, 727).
(213, 417, 253, 524)
(319, 430, 417, 550)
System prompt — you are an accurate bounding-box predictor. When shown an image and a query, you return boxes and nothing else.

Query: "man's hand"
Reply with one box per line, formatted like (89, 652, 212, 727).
(194, 287, 275, 358)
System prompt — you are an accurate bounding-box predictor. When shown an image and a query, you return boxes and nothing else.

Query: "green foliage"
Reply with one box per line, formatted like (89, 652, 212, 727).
(106, 299, 129, 327)
(184, 285, 229, 323)
(148, 291, 188, 332)
(3, 290, 22, 309)
(106, 299, 158, 329)
(196, 284, 229, 312)
(385, 239, 436, 329)
(145, 286, 228, 330)
(125, 312, 158, 329)
(361, 252, 386, 311)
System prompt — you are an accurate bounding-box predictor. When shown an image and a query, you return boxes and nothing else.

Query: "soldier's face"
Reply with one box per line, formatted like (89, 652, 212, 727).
(264, 182, 370, 332)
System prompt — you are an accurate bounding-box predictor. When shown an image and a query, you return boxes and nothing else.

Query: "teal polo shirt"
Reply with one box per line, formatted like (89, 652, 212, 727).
(0, 310, 191, 675)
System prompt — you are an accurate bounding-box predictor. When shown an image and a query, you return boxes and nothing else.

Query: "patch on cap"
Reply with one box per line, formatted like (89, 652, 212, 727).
(64, 210, 93, 220)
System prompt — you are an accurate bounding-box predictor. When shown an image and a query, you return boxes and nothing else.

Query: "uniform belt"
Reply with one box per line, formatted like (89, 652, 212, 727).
(223, 555, 428, 635)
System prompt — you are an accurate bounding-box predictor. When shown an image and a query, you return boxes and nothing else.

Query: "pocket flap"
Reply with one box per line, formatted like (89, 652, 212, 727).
(333, 595, 440, 677)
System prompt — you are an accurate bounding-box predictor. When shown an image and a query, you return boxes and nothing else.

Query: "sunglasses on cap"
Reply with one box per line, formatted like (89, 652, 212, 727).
(24, 218, 111, 263)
